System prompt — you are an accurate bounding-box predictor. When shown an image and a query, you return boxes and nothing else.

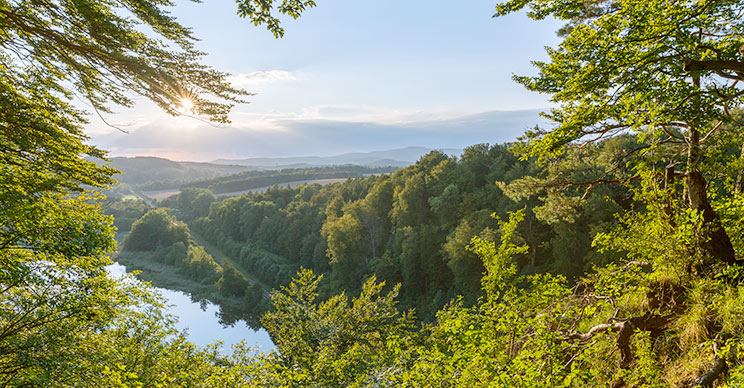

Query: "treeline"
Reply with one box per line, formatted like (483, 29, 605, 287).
(171, 140, 635, 320)
(181, 165, 397, 195)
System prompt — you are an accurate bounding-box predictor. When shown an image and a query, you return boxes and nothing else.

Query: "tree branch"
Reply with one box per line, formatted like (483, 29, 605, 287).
(694, 356, 726, 387)
(683, 58, 744, 77)
(564, 321, 624, 342)
(543, 175, 642, 190)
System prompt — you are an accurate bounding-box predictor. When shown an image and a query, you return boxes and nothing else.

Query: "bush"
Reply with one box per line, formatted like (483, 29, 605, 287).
(216, 262, 250, 298)
(124, 209, 188, 251)
(182, 244, 220, 284)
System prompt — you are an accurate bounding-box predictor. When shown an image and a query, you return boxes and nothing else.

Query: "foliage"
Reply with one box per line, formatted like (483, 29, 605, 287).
(236, 0, 317, 38)
(0, 76, 123, 380)
(102, 195, 151, 232)
(1, 0, 249, 125)
(495, 0, 744, 161)
(0, 0, 302, 375)
(124, 208, 189, 251)
(16, 275, 236, 387)
(190, 1, 744, 381)
(231, 202, 744, 386)
(120, 208, 274, 327)
(121, 212, 202, 277)
(241, 268, 414, 387)
(175, 142, 632, 320)
(0, 0, 317, 384)
(6, 0, 744, 384)
(217, 261, 251, 298)
(177, 187, 217, 219)
(433, 2, 744, 382)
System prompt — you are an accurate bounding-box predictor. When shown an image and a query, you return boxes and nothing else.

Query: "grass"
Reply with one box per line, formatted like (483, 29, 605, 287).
(116, 250, 220, 302)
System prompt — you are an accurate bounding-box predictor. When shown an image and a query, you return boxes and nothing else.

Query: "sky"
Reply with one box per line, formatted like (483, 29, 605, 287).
(85, 0, 563, 162)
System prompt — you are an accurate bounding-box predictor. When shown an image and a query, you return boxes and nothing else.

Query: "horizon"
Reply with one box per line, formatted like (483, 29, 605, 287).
(83, 1, 561, 162)
(105, 145, 466, 165)
(89, 108, 551, 162)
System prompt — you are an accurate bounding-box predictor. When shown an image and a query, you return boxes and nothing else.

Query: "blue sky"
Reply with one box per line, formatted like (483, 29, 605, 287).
(86, 0, 563, 161)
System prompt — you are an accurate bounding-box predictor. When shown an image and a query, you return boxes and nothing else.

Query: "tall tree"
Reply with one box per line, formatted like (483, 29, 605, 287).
(496, 0, 744, 268)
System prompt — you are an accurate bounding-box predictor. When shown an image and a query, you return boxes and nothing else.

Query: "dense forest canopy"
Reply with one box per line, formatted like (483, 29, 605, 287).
(110, 138, 635, 329)
(130, 140, 631, 322)
(3, 0, 744, 387)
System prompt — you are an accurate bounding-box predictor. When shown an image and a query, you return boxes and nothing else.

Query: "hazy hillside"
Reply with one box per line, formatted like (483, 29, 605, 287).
(211, 146, 463, 168)
(96, 148, 460, 190)
(97, 156, 252, 188)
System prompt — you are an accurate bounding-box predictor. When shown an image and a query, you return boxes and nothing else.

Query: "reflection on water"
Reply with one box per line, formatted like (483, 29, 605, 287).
(107, 262, 275, 354)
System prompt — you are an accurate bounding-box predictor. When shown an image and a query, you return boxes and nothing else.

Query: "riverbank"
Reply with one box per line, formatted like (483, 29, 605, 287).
(113, 231, 269, 329)
(107, 262, 274, 354)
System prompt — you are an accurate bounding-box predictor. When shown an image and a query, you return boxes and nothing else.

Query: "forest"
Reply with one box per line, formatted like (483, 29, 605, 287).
(3, 0, 744, 387)
(115, 139, 635, 324)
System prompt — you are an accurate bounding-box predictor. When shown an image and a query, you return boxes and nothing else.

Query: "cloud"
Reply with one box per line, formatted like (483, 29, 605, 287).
(88, 109, 548, 161)
(227, 70, 297, 87)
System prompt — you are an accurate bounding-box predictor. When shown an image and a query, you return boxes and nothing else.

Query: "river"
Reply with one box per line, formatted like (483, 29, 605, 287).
(107, 262, 275, 354)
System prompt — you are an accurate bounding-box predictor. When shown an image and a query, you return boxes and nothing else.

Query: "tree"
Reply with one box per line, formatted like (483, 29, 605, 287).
(1, 0, 316, 124)
(496, 0, 744, 268)
(102, 195, 151, 232)
(0, 0, 315, 381)
(255, 269, 413, 387)
(125, 208, 189, 251)
(477, 2, 744, 384)
(443, 212, 496, 303)
(217, 261, 250, 298)
(178, 187, 217, 219)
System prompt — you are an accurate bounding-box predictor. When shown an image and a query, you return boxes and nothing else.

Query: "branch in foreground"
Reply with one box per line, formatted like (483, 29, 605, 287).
(683, 59, 744, 78)
(563, 314, 674, 367)
(694, 356, 727, 387)
(564, 321, 624, 342)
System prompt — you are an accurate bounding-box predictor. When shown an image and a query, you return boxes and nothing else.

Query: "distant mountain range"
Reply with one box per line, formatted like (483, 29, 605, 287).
(97, 147, 463, 190)
(210, 146, 463, 168)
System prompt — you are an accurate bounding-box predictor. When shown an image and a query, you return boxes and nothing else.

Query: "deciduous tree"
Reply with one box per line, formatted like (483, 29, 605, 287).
(496, 0, 744, 267)
(0, 0, 314, 381)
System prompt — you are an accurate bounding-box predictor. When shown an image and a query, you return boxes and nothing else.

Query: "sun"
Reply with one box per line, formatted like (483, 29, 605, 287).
(180, 97, 194, 111)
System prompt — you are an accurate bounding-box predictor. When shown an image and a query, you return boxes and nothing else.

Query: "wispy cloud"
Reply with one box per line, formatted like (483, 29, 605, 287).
(227, 70, 297, 87)
(88, 109, 547, 161)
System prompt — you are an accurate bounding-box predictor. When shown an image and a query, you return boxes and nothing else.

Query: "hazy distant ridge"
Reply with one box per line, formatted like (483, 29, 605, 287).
(211, 146, 462, 167)
(98, 147, 463, 190)
(99, 156, 249, 187)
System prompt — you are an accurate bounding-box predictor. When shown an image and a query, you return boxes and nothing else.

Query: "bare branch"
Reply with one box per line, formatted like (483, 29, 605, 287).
(683, 58, 744, 77)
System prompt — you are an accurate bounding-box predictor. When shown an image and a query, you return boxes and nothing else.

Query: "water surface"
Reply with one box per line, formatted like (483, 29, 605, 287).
(107, 262, 275, 354)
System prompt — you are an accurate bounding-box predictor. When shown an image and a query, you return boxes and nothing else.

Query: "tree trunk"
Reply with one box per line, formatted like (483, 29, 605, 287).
(664, 163, 677, 228)
(687, 171, 736, 265)
(735, 141, 744, 194)
(694, 356, 727, 387)
(685, 73, 736, 267)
